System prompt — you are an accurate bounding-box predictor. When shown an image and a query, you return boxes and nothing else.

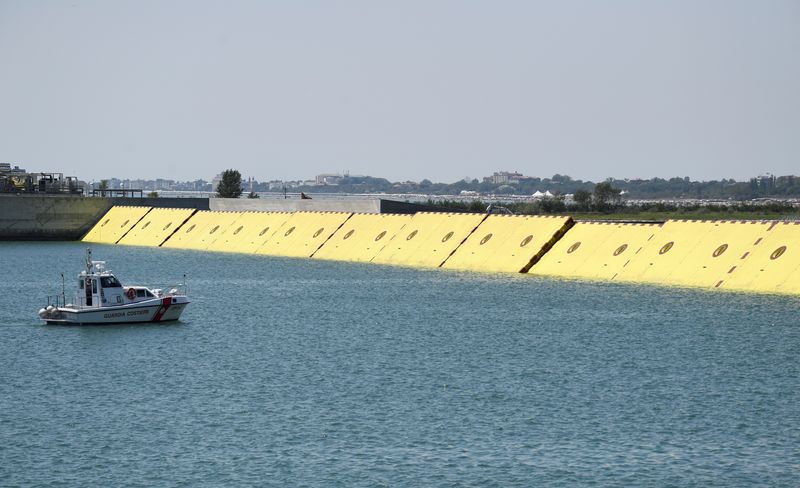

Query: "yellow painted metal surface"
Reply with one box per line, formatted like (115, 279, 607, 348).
(530, 222, 660, 280)
(612, 220, 719, 285)
(205, 212, 292, 254)
(117, 208, 196, 247)
(442, 215, 573, 273)
(661, 220, 774, 289)
(81, 206, 151, 244)
(255, 211, 352, 258)
(312, 214, 412, 262)
(371, 212, 487, 268)
(162, 211, 242, 250)
(718, 221, 800, 295)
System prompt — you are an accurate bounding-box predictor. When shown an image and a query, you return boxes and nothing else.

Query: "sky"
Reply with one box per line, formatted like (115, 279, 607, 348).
(0, 1, 798, 184)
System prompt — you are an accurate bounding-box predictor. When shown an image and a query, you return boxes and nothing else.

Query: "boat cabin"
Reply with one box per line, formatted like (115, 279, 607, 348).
(78, 258, 159, 308)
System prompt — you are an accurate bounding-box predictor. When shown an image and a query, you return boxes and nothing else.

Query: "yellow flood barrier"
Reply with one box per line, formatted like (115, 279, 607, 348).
(610, 219, 776, 289)
(718, 221, 800, 295)
(255, 211, 352, 258)
(82, 206, 151, 244)
(312, 214, 412, 262)
(205, 211, 292, 254)
(442, 215, 573, 273)
(530, 221, 660, 281)
(162, 211, 242, 250)
(117, 208, 196, 247)
(611, 220, 720, 285)
(659, 220, 774, 289)
(371, 212, 487, 268)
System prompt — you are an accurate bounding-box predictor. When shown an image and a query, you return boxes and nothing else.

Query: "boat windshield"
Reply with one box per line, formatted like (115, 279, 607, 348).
(100, 276, 122, 288)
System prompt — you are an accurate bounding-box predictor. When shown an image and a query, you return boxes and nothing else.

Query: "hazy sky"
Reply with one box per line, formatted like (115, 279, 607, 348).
(1, 1, 798, 183)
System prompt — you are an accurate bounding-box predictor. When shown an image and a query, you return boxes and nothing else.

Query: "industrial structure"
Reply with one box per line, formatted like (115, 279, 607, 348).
(0, 163, 84, 194)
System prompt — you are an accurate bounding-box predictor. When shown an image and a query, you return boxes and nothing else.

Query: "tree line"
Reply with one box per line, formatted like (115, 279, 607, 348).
(260, 174, 800, 200)
(214, 169, 800, 200)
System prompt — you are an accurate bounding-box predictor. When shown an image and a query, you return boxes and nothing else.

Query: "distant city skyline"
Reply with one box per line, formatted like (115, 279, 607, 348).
(1, 1, 798, 183)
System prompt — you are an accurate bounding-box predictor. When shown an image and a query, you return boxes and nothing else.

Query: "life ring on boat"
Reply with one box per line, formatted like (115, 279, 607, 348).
(125, 288, 136, 300)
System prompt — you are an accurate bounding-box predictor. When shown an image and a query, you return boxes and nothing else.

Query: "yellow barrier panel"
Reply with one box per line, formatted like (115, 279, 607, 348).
(611, 220, 719, 285)
(205, 211, 292, 254)
(371, 212, 487, 268)
(442, 215, 573, 273)
(117, 208, 196, 247)
(661, 220, 773, 289)
(162, 211, 242, 250)
(255, 211, 352, 258)
(530, 222, 660, 280)
(719, 221, 800, 295)
(312, 214, 412, 262)
(82, 206, 151, 244)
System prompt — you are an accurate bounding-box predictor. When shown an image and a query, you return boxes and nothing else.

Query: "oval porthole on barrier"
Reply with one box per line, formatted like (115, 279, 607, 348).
(770, 245, 787, 260)
(101, 219, 110, 227)
(567, 242, 581, 254)
(313, 228, 325, 238)
(613, 244, 628, 256)
(259, 227, 270, 236)
(374, 230, 387, 242)
(163, 222, 172, 231)
(142, 221, 151, 229)
(441, 231, 454, 243)
(285, 226, 295, 237)
(120, 219, 129, 228)
(712, 244, 728, 258)
(209, 225, 219, 234)
(185, 224, 196, 233)
(480, 233, 493, 245)
(343, 229, 355, 240)
(406, 230, 418, 241)
(520, 235, 533, 247)
(233, 226, 243, 235)
(659, 241, 674, 255)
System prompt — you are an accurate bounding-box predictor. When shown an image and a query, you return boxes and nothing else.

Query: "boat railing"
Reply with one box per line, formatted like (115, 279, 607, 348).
(165, 275, 188, 296)
(46, 294, 66, 308)
(46, 294, 97, 309)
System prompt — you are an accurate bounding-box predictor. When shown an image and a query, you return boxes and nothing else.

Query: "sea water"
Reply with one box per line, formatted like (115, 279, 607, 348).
(1, 241, 798, 487)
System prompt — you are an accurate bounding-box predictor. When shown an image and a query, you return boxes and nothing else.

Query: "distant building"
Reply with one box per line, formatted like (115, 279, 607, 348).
(484, 171, 531, 185)
(0, 163, 27, 175)
(315, 173, 343, 185)
(211, 173, 223, 192)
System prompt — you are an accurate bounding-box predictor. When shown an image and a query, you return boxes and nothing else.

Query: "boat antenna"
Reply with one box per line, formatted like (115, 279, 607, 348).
(184, 273, 188, 295)
(86, 248, 93, 274)
(61, 272, 65, 306)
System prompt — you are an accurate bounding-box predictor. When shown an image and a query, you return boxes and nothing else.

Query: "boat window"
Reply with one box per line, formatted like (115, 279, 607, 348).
(145, 290, 155, 297)
(136, 289, 147, 298)
(79, 280, 84, 289)
(100, 276, 122, 288)
(92, 280, 97, 294)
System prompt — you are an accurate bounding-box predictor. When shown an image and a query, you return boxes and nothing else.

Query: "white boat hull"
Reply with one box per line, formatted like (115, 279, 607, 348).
(43, 296, 189, 325)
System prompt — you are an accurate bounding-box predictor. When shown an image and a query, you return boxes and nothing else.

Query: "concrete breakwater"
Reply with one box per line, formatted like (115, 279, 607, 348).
(82, 206, 800, 296)
(0, 195, 208, 240)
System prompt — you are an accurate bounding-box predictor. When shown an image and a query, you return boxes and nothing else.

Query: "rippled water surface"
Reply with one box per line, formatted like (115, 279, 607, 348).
(1, 241, 799, 487)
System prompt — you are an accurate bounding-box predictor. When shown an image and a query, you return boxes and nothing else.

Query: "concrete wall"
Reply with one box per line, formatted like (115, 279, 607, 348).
(209, 197, 444, 214)
(117, 197, 208, 210)
(0, 195, 208, 240)
(0, 194, 112, 240)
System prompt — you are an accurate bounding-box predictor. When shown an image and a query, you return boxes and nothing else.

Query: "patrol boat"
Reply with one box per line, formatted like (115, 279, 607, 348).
(39, 249, 190, 325)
